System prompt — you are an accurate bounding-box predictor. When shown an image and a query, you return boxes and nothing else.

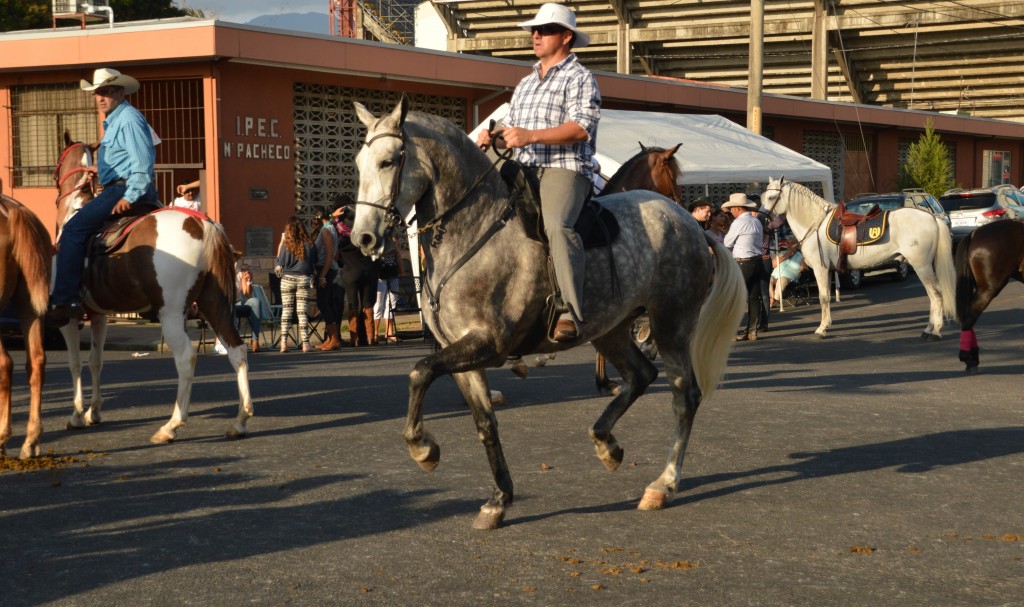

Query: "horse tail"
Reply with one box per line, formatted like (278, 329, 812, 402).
(933, 218, 957, 320)
(200, 219, 237, 303)
(954, 230, 976, 325)
(7, 200, 53, 316)
(690, 238, 747, 399)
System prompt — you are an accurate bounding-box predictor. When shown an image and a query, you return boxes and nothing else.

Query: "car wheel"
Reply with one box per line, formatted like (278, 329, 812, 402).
(892, 260, 910, 282)
(839, 269, 862, 290)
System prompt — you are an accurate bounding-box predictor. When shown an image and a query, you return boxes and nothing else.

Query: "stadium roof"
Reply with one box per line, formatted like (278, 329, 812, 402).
(430, 0, 1024, 122)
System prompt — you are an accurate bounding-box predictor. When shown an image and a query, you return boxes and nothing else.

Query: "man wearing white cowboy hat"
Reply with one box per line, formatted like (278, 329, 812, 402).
(47, 67, 159, 326)
(722, 192, 766, 341)
(475, 2, 600, 342)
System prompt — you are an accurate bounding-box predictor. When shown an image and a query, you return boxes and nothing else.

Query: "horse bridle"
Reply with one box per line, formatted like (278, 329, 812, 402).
(761, 179, 834, 268)
(53, 142, 97, 207)
(354, 131, 408, 231)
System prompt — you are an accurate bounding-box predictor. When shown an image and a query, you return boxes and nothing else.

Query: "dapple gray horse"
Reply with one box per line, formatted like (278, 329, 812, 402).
(352, 96, 746, 529)
(762, 177, 956, 339)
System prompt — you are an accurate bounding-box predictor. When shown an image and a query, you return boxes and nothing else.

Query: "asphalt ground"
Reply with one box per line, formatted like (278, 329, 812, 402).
(1, 273, 1023, 606)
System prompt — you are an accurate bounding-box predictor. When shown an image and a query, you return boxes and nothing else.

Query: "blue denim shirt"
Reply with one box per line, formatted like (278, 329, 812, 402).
(98, 101, 156, 204)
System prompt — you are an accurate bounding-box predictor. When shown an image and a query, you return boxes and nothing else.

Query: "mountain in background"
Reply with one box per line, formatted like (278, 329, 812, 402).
(246, 12, 330, 35)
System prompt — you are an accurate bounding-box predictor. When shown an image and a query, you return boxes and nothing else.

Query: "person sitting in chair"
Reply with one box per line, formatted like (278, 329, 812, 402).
(48, 68, 159, 326)
(474, 3, 601, 342)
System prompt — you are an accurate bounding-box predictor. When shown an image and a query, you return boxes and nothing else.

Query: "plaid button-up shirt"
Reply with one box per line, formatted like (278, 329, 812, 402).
(506, 53, 601, 177)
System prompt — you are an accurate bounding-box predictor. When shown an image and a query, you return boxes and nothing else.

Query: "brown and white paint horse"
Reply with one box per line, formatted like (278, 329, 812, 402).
(0, 195, 51, 459)
(54, 134, 252, 443)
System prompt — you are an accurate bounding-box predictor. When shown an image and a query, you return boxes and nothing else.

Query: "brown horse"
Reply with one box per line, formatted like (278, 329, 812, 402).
(54, 134, 253, 443)
(955, 219, 1024, 373)
(0, 195, 51, 460)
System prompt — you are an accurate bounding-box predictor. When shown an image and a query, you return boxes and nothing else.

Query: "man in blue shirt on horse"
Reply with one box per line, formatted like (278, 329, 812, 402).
(475, 3, 601, 342)
(47, 68, 159, 326)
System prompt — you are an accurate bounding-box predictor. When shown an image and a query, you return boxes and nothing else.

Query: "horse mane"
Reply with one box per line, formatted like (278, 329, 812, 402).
(1, 195, 52, 316)
(780, 180, 835, 209)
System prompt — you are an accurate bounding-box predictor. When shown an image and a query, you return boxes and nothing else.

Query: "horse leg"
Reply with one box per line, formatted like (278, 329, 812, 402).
(594, 352, 620, 395)
(59, 319, 91, 429)
(403, 333, 508, 526)
(640, 353, 701, 511)
(84, 314, 108, 425)
(205, 309, 253, 439)
(813, 268, 832, 338)
(151, 312, 195, 444)
(451, 369, 513, 530)
(959, 283, 1003, 373)
(0, 340, 11, 457)
(17, 312, 45, 459)
(589, 330, 658, 472)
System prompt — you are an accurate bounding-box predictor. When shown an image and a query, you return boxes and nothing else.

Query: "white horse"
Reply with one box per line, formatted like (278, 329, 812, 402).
(761, 177, 956, 339)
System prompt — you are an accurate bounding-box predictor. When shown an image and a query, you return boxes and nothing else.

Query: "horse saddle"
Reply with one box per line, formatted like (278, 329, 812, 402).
(87, 203, 166, 257)
(826, 202, 889, 256)
(499, 160, 620, 249)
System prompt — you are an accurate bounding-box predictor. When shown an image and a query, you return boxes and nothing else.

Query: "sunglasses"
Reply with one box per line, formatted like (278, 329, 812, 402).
(531, 24, 567, 36)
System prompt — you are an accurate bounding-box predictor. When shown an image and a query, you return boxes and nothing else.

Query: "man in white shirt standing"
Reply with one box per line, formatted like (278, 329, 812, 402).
(723, 192, 765, 341)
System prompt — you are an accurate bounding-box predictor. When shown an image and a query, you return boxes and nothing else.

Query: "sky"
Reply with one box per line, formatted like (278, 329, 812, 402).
(179, 0, 327, 24)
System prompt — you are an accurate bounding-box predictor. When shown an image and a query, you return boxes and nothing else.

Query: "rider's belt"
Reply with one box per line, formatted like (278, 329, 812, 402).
(103, 179, 127, 187)
(735, 257, 759, 262)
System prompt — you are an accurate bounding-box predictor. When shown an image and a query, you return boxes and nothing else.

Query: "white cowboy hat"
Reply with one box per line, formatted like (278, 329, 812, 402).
(518, 3, 590, 48)
(721, 192, 757, 210)
(80, 68, 140, 95)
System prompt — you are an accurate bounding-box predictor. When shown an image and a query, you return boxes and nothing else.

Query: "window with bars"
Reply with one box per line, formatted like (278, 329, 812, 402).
(9, 79, 205, 190)
(10, 84, 99, 187)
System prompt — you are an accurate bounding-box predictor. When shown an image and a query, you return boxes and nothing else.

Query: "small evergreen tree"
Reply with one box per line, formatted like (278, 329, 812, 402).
(899, 119, 956, 197)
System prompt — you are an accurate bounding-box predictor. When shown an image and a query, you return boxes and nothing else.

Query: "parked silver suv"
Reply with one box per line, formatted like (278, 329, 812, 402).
(938, 185, 1024, 244)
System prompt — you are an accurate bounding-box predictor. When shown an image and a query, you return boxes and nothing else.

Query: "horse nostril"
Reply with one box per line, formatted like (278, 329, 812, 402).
(356, 232, 375, 250)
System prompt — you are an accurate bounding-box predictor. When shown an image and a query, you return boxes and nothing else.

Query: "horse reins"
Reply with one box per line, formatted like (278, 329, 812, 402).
(53, 142, 97, 207)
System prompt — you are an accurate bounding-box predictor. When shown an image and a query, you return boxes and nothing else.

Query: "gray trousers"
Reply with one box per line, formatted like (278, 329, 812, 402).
(538, 167, 590, 322)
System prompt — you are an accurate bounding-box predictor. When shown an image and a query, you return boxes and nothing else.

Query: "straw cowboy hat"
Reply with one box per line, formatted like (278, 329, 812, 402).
(80, 68, 140, 95)
(518, 3, 591, 48)
(721, 192, 758, 210)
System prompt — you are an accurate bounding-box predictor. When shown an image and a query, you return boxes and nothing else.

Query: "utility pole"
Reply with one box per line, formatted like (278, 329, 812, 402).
(747, 0, 764, 135)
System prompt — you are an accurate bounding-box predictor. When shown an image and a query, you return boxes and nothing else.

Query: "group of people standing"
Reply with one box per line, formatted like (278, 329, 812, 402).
(266, 197, 402, 353)
(689, 192, 800, 342)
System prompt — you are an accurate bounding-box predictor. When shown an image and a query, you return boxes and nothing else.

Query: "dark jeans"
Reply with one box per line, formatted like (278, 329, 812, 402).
(737, 259, 766, 334)
(315, 267, 340, 324)
(51, 183, 157, 305)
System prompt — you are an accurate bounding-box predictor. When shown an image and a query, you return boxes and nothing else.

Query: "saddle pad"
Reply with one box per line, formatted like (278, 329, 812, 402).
(826, 210, 889, 247)
(91, 205, 194, 256)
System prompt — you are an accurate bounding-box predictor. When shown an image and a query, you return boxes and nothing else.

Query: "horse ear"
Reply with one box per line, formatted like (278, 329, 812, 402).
(354, 102, 376, 128)
(64, 130, 73, 148)
(779, 175, 786, 185)
(638, 141, 648, 152)
(386, 94, 409, 129)
(666, 143, 682, 158)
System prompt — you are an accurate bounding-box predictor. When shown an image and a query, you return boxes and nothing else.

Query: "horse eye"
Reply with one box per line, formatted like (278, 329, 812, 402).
(381, 159, 394, 168)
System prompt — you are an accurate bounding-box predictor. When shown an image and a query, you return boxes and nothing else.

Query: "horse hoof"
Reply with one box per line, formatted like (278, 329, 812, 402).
(921, 332, 942, 342)
(150, 430, 175, 444)
(410, 441, 441, 471)
(815, 332, 828, 339)
(638, 489, 668, 511)
(225, 427, 248, 440)
(19, 443, 39, 460)
(600, 445, 624, 472)
(510, 362, 528, 379)
(66, 420, 85, 431)
(472, 505, 506, 530)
